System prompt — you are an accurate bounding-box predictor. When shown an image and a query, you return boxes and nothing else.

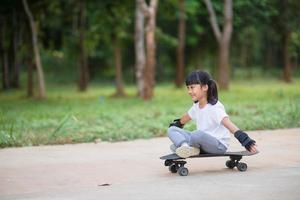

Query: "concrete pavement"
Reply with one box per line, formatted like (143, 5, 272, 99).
(1, 128, 300, 199)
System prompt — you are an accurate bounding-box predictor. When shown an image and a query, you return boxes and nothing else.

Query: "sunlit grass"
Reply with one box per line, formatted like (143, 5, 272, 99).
(0, 78, 299, 148)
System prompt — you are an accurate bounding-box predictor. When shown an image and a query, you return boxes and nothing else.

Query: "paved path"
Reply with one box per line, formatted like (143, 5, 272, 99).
(1, 128, 300, 200)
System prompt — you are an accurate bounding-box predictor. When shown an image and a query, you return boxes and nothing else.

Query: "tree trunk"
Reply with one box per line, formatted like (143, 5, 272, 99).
(144, 1, 158, 100)
(12, 9, 20, 88)
(3, 50, 10, 90)
(240, 41, 252, 78)
(283, 31, 291, 82)
(217, 40, 230, 89)
(265, 42, 274, 69)
(204, 0, 232, 90)
(135, 0, 146, 97)
(78, 0, 89, 91)
(136, 0, 158, 100)
(1, 19, 10, 90)
(22, 0, 46, 99)
(113, 37, 126, 97)
(218, 0, 232, 89)
(175, 0, 186, 88)
(27, 55, 34, 97)
(219, 0, 232, 89)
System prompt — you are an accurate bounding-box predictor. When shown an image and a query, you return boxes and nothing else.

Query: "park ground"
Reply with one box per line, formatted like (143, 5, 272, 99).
(1, 128, 300, 200)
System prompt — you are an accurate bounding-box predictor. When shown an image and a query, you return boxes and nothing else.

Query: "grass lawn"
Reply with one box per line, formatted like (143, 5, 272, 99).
(0, 78, 300, 148)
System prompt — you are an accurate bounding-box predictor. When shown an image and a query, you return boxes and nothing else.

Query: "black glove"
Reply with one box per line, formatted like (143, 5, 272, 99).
(234, 130, 256, 151)
(169, 119, 184, 128)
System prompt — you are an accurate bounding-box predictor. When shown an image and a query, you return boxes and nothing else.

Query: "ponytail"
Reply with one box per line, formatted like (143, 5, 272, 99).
(207, 79, 218, 105)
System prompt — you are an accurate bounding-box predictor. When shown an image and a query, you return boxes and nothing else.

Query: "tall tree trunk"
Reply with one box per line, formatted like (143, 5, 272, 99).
(27, 55, 34, 97)
(240, 41, 252, 78)
(135, 0, 145, 97)
(3, 49, 10, 90)
(217, 40, 230, 88)
(22, 0, 46, 99)
(78, 0, 89, 91)
(1, 19, 10, 90)
(113, 37, 126, 97)
(265, 42, 274, 70)
(144, 0, 158, 100)
(12, 9, 20, 88)
(204, 0, 232, 90)
(283, 31, 291, 82)
(135, 0, 158, 100)
(175, 0, 186, 88)
(218, 0, 232, 89)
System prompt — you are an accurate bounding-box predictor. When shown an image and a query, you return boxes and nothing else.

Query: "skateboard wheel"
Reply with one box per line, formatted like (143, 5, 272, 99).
(237, 162, 247, 172)
(164, 160, 173, 166)
(225, 160, 235, 169)
(169, 164, 178, 173)
(178, 166, 189, 176)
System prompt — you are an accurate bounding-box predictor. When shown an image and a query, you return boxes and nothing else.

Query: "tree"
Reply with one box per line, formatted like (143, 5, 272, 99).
(105, 2, 131, 97)
(135, 0, 158, 100)
(112, 36, 126, 97)
(22, 0, 46, 99)
(0, 18, 10, 90)
(276, 0, 300, 82)
(77, 0, 89, 91)
(175, 0, 186, 88)
(135, 0, 145, 98)
(204, 0, 232, 89)
(11, 8, 21, 88)
(27, 54, 34, 97)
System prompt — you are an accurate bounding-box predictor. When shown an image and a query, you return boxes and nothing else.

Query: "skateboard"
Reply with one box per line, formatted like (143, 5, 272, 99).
(160, 151, 258, 176)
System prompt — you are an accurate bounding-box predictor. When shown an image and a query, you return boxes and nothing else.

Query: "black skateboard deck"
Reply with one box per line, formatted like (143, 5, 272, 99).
(160, 151, 259, 176)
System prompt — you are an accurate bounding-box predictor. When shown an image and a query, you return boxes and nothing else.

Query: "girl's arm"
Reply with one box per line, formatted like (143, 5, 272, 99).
(180, 113, 191, 125)
(169, 113, 191, 128)
(221, 117, 239, 134)
(221, 117, 257, 153)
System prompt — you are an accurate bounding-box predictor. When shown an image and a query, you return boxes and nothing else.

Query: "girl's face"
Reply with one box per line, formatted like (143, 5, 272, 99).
(186, 84, 208, 102)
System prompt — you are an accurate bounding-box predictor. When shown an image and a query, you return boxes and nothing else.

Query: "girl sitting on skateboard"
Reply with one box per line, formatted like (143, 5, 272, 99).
(168, 70, 257, 158)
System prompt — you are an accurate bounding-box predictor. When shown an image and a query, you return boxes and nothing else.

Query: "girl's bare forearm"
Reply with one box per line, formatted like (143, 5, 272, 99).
(221, 117, 239, 134)
(180, 113, 191, 125)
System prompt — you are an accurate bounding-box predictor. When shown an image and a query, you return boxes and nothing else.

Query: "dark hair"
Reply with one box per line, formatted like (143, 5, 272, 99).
(185, 70, 218, 105)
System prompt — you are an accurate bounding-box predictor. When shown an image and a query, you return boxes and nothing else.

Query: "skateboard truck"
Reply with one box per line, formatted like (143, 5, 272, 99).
(226, 155, 247, 172)
(164, 160, 188, 176)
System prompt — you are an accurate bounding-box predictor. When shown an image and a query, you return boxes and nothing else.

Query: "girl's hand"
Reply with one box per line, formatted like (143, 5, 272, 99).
(169, 119, 184, 128)
(234, 130, 257, 152)
(248, 143, 258, 153)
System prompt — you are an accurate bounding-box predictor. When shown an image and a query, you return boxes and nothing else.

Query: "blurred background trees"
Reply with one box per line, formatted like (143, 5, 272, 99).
(0, 0, 299, 100)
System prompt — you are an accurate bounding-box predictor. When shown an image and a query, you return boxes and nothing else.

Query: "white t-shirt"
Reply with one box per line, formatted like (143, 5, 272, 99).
(187, 101, 230, 148)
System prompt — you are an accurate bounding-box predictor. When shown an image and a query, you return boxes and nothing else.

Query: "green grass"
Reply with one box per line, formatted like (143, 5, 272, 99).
(0, 79, 300, 148)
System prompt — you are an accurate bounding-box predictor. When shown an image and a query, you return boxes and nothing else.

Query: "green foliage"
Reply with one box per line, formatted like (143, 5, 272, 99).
(1, 79, 300, 148)
(290, 30, 300, 55)
(1, 0, 297, 84)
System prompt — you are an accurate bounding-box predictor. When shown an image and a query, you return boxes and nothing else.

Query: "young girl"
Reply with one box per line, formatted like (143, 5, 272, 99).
(168, 70, 257, 158)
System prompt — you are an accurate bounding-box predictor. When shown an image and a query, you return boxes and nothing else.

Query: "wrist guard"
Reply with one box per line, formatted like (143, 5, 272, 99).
(234, 130, 256, 151)
(169, 119, 184, 128)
